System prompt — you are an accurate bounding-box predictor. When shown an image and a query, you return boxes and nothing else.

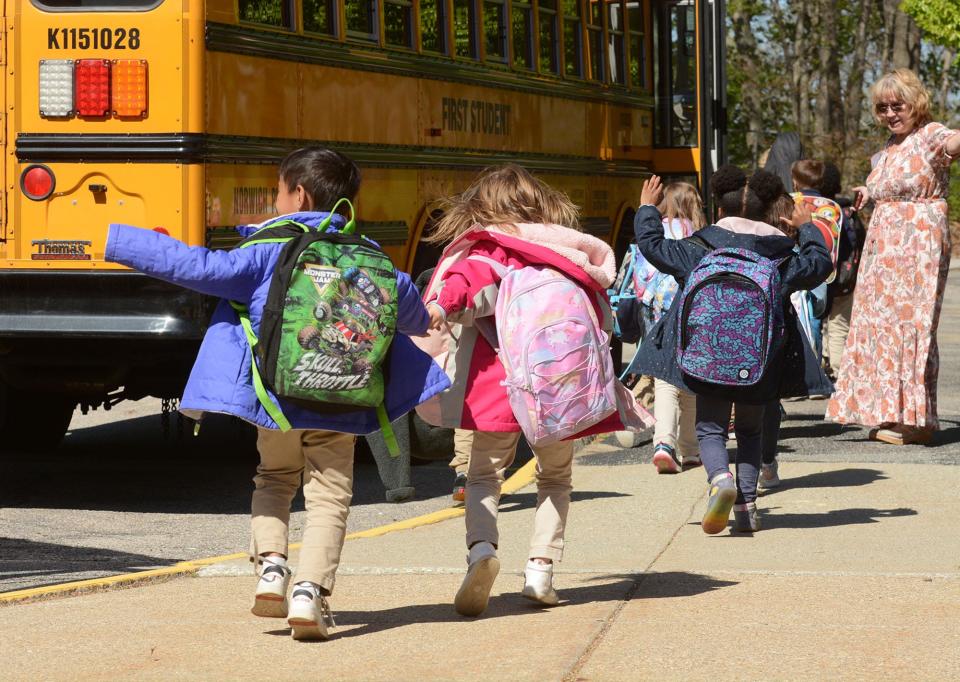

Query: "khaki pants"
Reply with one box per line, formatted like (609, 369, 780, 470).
(465, 431, 573, 562)
(251, 428, 355, 595)
(825, 292, 854, 371)
(448, 428, 473, 475)
(653, 379, 698, 459)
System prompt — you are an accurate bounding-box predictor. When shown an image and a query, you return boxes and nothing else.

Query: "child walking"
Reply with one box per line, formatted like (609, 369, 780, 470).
(632, 167, 832, 533)
(105, 147, 448, 640)
(420, 165, 651, 616)
(634, 182, 707, 474)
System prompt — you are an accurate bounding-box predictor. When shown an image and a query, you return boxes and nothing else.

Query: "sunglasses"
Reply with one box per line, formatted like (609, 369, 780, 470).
(876, 102, 906, 114)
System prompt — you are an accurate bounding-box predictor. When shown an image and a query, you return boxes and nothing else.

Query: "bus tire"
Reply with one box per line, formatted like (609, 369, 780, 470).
(0, 387, 76, 454)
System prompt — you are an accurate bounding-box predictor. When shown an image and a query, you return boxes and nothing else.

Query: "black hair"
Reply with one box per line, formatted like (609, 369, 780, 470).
(712, 165, 786, 221)
(278, 146, 361, 212)
(820, 161, 842, 199)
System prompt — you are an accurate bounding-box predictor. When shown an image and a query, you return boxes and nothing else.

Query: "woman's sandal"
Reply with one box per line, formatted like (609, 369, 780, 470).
(869, 424, 933, 446)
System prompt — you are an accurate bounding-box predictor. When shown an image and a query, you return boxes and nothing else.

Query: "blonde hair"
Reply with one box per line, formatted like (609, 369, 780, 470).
(656, 182, 706, 231)
(871, 68, 932, 128)
(427, 165, 580, 243)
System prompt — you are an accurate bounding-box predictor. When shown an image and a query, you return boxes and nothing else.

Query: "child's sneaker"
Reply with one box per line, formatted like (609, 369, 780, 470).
(452, 473, 467, 503)
(681, 453, 702, 470)
(701, 472, 736, 534)
(734, 502, 761, 532)
(652, 443, 681, 474)
(521, 559, 560, 606)
(287, 582, 335, 641)
(454, 541, 500, 617)
(758, 459, 781, 489)
(251, 556, 291, 618)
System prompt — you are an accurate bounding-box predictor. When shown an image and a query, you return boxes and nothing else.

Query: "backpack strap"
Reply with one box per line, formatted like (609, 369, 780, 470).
(686, 234, 712, 251)
(229, 300, 293, 432)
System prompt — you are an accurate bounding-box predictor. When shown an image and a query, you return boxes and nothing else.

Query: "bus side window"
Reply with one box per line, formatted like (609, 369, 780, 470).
(537, 0, 560, 74)
(586, 0, 604, 81)
(421, 0, 448, 53)
(483, 0, 508, 63)
(512, 0, 534, 70)
(454, 0, 479, 58)
(239, 0, 295, 29)
(384, 0, 415, 48)
(606, 0, 626, 85)
(562, 0, 583, 77)
(345, 0, 379, 41)
(303, 0, 337, 36)
(626, 0, 646, 89)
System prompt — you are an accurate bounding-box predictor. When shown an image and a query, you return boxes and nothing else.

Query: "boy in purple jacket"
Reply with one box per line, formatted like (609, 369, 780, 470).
(106, 147, 448, 640)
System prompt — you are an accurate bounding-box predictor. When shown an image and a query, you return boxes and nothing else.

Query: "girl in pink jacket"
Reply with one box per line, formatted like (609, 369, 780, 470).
(421, 165, 651, 617)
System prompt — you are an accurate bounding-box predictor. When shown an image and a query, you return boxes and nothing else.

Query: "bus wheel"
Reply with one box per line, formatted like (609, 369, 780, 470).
(0, 387, 76, 454)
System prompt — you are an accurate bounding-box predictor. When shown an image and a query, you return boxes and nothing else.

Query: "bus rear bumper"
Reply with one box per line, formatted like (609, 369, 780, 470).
(0, 271, 214, 400)
(0, 270, 211, 339)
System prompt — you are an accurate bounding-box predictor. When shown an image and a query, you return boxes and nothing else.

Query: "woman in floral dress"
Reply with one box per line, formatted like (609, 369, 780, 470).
(826, 69, 960, 445)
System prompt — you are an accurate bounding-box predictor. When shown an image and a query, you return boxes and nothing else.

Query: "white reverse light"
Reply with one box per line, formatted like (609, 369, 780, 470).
(39, 59, 75, 118)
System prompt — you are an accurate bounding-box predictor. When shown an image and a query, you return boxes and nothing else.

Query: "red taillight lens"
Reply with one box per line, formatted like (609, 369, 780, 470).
(21, 164, 56, 201)
(152, 227, 169, 236)
(75, 59, 111, 116)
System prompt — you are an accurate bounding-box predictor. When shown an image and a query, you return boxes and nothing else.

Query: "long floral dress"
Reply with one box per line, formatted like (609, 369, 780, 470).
(826, 122, 958, 429)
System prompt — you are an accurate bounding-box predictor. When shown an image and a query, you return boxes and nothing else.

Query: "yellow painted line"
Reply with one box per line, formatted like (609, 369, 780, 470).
(0, 458, 538, 607)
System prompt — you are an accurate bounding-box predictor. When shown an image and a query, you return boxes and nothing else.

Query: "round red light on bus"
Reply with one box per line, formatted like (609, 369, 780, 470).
(20, 164, 56, 201)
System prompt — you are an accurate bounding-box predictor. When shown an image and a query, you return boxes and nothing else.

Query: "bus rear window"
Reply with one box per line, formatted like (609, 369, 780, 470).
(32, 0, 162, 10)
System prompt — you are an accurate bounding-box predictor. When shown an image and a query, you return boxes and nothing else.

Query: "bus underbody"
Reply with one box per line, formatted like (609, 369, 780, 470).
(0, 271, 212, 451)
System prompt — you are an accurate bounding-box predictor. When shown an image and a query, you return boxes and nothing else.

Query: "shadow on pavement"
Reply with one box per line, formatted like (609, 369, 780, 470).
(1, 413, 455, 514)
(262, 572, 736, 640)
(0, 537, 177, 593)
(758, 467, 888, 496)
(498, 490, 632, 514)
(757, 506, 917, 529)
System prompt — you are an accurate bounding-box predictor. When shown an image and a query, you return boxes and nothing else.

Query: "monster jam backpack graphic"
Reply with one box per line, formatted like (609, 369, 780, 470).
(675, 236, 786, 387)
(231, 200, 399, 450)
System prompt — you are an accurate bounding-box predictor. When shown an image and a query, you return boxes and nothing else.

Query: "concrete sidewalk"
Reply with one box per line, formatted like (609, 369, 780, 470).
(3, 441, 959, 681)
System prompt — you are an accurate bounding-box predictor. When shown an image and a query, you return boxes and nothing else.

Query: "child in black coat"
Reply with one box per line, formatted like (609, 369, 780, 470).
(632, 167, 832, 534)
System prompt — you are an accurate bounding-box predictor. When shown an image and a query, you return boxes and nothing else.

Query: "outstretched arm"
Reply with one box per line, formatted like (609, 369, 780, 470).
(106, 224, 269, 303)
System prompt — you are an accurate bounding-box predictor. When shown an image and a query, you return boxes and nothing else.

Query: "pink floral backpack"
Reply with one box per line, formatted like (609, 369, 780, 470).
(472, 258, 618, 446)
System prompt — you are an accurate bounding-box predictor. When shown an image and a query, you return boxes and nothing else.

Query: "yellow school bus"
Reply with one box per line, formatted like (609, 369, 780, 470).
(0, 0, 725, 449)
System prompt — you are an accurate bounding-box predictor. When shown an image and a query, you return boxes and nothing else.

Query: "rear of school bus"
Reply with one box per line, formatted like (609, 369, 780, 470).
(1, 0, 205, 449)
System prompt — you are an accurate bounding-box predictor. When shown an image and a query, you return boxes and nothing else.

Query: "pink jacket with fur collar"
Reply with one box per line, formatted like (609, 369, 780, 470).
(415, 223, 653, 435)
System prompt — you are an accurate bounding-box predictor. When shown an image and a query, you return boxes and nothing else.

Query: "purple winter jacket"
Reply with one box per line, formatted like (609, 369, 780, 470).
(105, 211, 450, 433)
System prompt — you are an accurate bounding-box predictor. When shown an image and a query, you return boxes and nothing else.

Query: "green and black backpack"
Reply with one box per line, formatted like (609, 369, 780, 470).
(231, 200, 400, 452)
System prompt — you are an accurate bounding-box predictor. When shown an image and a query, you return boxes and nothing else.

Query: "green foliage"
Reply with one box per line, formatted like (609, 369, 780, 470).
(238, 0, 284, 27)
(901, 0, 960, 49)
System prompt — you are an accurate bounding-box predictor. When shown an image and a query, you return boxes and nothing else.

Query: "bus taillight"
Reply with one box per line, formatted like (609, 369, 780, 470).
(75, 60, 111, 117)
(20, 165, 56, 201)
(112, 60, 148, 117)
(39, 59, 148, 119)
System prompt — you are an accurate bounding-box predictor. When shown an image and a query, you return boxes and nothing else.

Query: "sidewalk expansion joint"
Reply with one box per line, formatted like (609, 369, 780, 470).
(561, 486, 704, 681)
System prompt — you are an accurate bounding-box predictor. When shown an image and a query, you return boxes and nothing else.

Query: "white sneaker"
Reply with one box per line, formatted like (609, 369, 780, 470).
(287, 582, 335, 641)
(521, 560, 560, 606)
(759, 460, 781, 489)
(454, 542, 500, 617)
(251, 556, 291, 618)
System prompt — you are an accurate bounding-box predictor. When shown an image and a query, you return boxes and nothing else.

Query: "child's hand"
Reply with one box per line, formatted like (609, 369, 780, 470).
(781, 202, 815, 230)
(427, 302, 445, 331)
(640, 175, 664, 207)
